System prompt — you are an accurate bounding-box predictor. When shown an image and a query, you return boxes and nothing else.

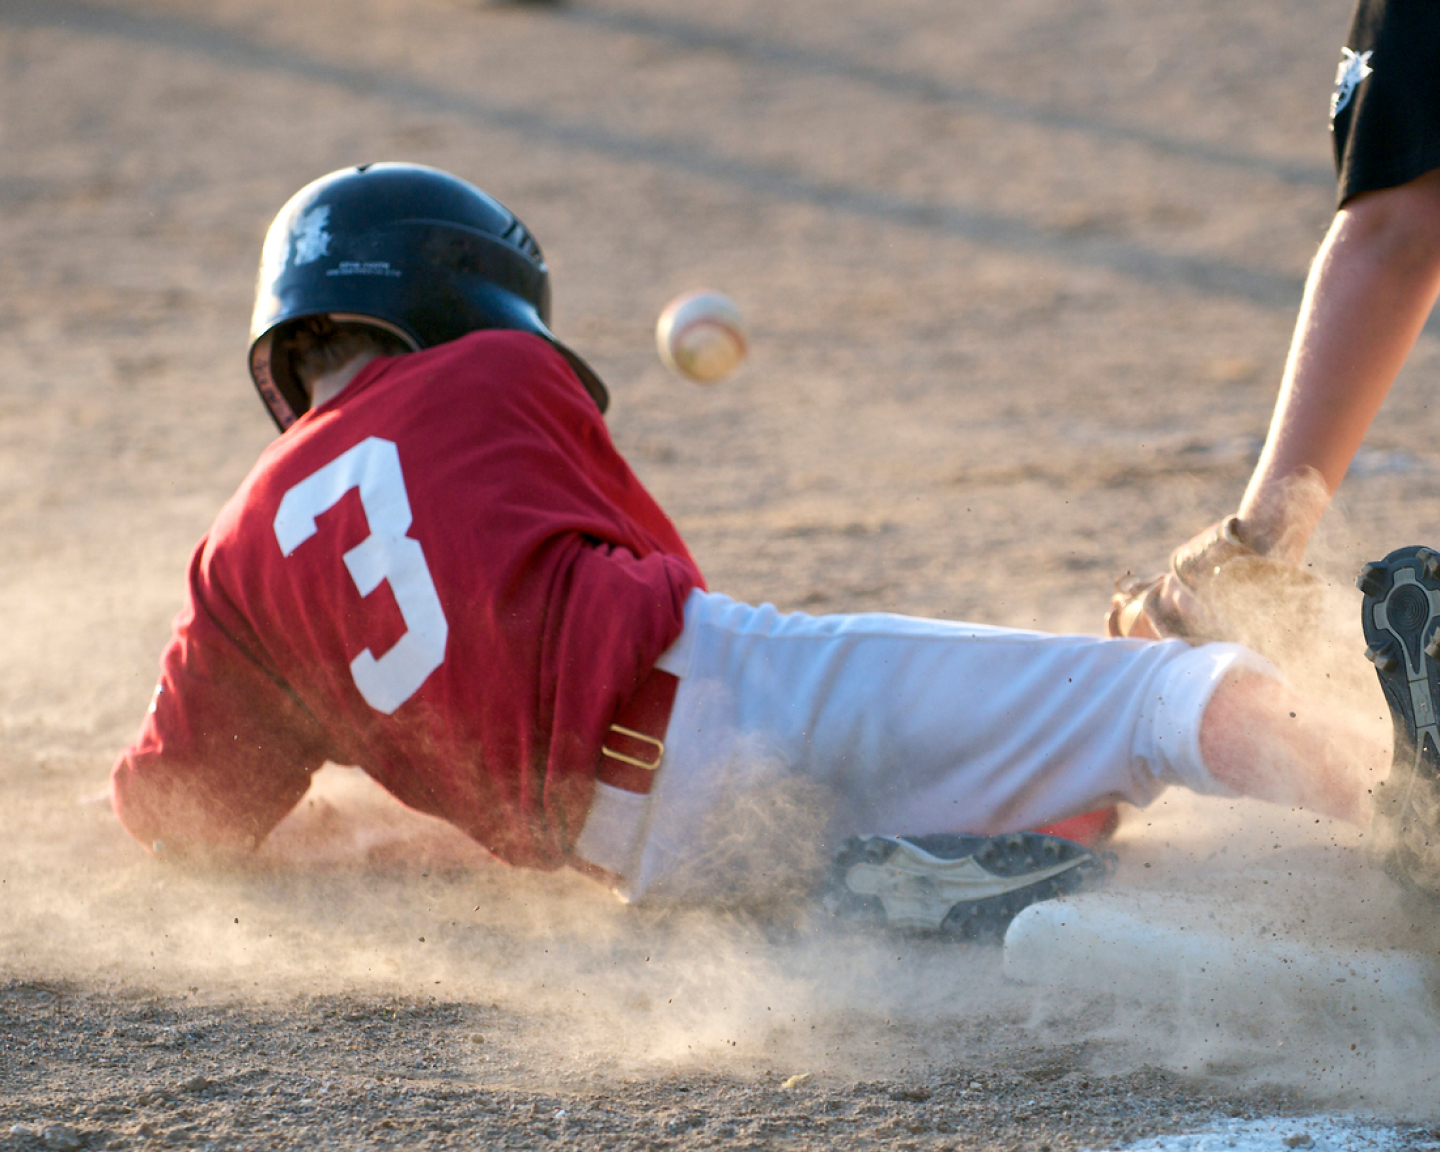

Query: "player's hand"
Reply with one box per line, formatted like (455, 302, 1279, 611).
(1106, 516, 1318, 650)
(1106, 570, 1205, 640)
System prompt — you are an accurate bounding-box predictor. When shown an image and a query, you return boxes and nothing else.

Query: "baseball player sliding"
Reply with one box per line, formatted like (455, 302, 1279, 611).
(111, 165, 1388, 938)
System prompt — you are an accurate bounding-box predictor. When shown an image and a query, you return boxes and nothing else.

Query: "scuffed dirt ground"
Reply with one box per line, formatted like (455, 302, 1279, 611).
(1, 980, 1372, 1152)
(6, 0, 1440, 1147)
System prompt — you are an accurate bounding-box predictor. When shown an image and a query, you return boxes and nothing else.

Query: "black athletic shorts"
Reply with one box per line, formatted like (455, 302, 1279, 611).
(1331, 0, 1440, 205)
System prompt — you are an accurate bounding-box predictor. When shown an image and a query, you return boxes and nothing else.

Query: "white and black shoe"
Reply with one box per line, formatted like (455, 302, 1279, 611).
(1358, 546, 1440, 897)
(824, 831, 1112, 941)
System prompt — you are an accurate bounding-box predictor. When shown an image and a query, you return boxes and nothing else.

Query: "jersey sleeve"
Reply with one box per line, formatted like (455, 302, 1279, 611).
(110, 544, 332, 858)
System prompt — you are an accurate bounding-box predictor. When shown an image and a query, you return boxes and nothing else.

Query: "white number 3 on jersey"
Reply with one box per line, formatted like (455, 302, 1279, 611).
(273, 437, 449, 714)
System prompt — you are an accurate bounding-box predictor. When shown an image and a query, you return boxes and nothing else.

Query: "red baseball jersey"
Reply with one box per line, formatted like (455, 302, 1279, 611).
(111, 331, 704, 868)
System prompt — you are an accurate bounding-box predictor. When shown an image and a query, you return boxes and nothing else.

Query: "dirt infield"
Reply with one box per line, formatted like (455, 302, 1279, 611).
(6, 1, 1440, 1148)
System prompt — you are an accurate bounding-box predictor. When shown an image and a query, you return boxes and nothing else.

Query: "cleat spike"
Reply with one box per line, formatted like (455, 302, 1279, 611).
(863, 839, 890, 863)
(1357, 563, 1388, 597)
(1365, 644, 1399, 674)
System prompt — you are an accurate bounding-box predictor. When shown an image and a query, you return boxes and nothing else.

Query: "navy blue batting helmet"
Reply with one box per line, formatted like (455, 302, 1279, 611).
(248, 163, 608, 430)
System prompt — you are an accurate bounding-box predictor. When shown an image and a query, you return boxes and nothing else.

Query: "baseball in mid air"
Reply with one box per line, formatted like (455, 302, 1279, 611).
(655, 289, 747, 383)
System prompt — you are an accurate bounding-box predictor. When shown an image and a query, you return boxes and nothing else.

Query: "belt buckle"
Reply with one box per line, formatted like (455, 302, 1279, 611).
(601, 723, 664, 771)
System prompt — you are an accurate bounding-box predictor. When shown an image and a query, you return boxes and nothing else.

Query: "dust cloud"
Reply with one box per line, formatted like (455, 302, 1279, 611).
(6, 730, 1440, 1119)
(5, 498, 1440, 1115)
(3, 470, 1438, 1118)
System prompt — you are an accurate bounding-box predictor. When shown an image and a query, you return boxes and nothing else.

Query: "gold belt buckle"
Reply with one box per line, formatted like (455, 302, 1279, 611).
(601, 723, 664, 771)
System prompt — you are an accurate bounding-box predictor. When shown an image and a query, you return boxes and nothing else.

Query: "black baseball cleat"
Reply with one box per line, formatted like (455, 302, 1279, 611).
(1358, 546, 1440, 897)
(823, 831, 1113, 942)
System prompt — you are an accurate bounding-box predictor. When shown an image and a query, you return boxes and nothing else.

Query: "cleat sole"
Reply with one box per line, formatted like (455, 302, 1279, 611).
(1359, 546, 1440, 897)
(824, 831, 1112, 942)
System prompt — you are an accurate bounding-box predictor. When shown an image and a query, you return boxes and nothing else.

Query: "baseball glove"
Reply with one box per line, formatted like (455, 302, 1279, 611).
(1106, 516, 1319, 650)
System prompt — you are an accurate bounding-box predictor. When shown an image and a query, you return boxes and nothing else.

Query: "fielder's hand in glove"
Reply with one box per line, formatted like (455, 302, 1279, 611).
(1106, 516, 1318, 652)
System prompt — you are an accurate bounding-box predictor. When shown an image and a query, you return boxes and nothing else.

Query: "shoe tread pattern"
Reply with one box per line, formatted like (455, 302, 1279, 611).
(1358, 546, 1440, 896)
(824, 831, 1111, 943)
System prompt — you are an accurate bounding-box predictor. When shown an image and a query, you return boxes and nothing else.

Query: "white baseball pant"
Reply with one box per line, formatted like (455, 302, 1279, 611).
(573, 590, 1265, 901)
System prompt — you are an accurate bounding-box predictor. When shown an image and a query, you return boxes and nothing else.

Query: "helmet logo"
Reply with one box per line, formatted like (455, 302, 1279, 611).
(327, 261, 402, 278)
(292, 205, 332, 266)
